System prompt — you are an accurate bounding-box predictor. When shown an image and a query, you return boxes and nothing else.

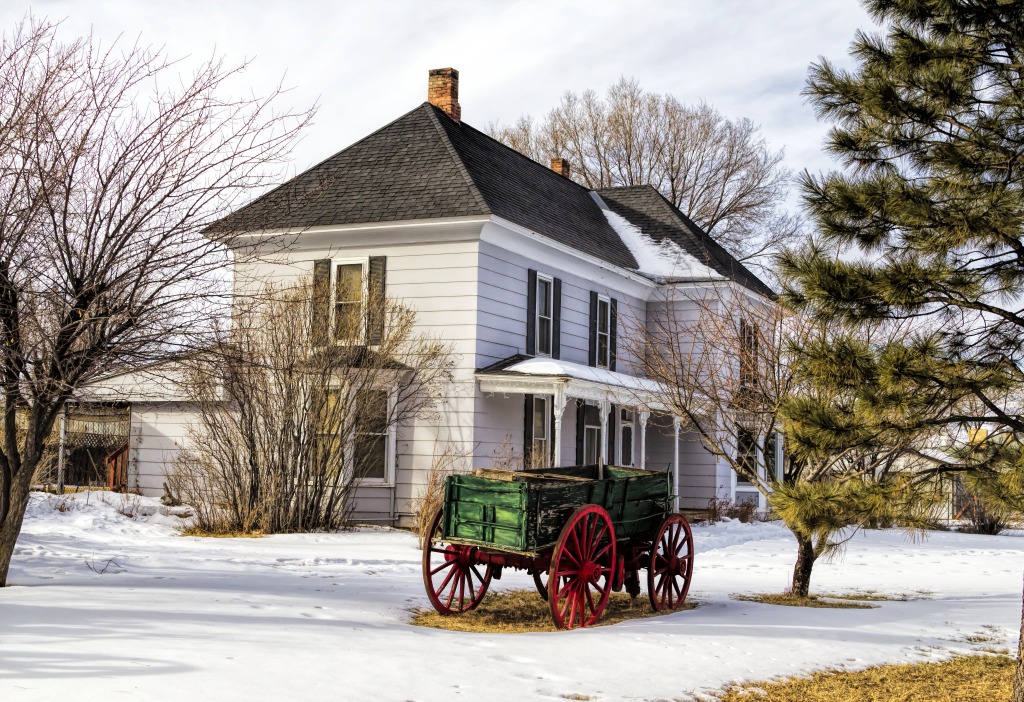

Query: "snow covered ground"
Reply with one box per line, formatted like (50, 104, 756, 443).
(1, 491, 1021, 701)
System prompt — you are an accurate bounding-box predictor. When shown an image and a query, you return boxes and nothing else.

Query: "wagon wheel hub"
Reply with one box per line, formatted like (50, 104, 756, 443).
(578, 560, 601, 584)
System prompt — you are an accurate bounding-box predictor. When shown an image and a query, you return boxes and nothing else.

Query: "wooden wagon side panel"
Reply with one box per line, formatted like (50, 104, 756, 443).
(443, 475, 530, 551)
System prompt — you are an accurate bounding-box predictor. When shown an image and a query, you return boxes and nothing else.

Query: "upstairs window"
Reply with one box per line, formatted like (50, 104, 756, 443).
(537, 274, 553, 356)
(589, 292, 617, 370)
(739, 319, 759, 388)
(527, 270, 561, 358)
(596, 295, 611, 368)
(311, 257, 387, 345)
(334, 263, 364, 341)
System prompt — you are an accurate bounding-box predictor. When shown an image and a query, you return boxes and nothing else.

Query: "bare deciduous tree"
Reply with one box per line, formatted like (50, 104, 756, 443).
(0, 18, 314, 585)
(631, 286, 942, 597)
(489, 78, 800, 267)
(172, 279, 455, 534)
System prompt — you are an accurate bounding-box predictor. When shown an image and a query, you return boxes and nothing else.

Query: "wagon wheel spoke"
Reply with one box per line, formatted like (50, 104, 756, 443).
(436, 561, 459, 593)
(593, 541, 612, 562)
(430, 559, 457, 576)
(470, 564, 487, 586)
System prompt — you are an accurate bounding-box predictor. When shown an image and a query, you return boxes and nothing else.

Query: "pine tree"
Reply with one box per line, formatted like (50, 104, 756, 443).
(781, 3, 1024, 697)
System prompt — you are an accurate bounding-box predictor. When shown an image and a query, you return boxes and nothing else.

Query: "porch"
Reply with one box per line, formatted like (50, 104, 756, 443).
(476, 355, 692, 512)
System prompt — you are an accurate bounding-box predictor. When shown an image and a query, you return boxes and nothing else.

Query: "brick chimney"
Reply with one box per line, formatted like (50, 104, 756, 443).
(550, 157, 571, 178)
(428, 68, 460, 122)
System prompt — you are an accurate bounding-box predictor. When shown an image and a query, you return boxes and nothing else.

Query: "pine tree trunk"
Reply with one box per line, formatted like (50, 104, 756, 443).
(791, 532, 816, 598)
(1013, 571, 1024, 702)
(0, 469, 33, 587)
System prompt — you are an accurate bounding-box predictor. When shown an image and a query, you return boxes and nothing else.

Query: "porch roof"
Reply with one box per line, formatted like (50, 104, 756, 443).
(475, 355, 665, 409)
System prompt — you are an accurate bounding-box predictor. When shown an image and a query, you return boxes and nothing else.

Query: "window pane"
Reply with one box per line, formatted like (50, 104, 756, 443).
(621, 426, 633, 466)
(533, 397, 547, 439)
(597, 333, 609, 367)
(538, 317, 551, 355)
(538, 279, 551, 316)
(354, 390, 388, 481)
(355, 434, 387, 480)
(598, 299, 609, 333)
(356, 390, 389, 434)
(531, 438, 548, 468)
(584, 427, 599, 464)
(336, 264, 362, 303)
(335, 301, 362, 339)
(583, 403, 600, 425)
(736, 429, 755, 485)
(764, 433, 777, 481)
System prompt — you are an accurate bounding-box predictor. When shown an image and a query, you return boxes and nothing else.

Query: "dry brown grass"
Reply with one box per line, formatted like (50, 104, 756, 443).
(710, 655, 1013, 702)
(732, 593, 877, 609)
(819, 590, 922, 602)
(411, 588, 698, 633)
(180, 528, 265, 538)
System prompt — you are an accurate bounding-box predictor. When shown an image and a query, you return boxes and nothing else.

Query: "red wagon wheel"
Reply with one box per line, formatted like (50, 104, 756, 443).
(422, 508, 492, 615)
(548, 504, 616, 629)
(647, 514, 694, 611)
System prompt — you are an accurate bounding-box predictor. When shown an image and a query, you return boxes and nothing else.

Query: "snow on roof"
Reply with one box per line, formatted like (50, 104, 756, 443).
(505, 356, 664, 395)
(601, 207, 723, 280)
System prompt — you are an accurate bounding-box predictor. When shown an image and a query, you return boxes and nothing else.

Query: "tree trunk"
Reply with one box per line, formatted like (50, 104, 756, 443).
(1013, 571, 1024, 702)
(0, 468, 33, 587)
(791, 531, 816, 598)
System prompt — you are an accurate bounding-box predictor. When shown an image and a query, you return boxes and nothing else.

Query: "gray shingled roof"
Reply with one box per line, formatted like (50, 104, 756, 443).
(210, 102, 772, 296)
(597, 186, 776, 299)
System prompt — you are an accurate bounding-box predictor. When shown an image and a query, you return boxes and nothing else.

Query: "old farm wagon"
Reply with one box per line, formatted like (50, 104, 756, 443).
(422, 464, 694, 629)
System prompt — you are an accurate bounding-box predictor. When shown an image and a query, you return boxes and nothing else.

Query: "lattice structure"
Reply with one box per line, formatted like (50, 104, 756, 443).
(29, 404, 131, 491)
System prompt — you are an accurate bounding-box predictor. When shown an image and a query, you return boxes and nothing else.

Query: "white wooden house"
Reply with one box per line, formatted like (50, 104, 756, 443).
(84, 68, 778, 525)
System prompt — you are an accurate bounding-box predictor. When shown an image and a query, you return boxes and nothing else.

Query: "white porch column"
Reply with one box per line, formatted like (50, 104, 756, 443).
(639, 410, 650, 471)
(598, 398, 610, 464)
(552, 388, 568, 468)
(672, 417, 681, 513)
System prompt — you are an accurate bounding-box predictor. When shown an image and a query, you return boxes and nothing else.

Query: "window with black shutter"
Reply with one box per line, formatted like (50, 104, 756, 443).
(310, 257, 386, 345)
(593, 295, 611, 369)
(528, 270, 560, 357)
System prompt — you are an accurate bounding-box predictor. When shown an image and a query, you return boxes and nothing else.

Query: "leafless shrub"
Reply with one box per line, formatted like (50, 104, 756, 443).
(171, 279, 455, 534)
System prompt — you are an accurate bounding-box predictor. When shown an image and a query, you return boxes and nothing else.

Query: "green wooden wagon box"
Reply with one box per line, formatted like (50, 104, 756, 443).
(440, 464, 671, 556)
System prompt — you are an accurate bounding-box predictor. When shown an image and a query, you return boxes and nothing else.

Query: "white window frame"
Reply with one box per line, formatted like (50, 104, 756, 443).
(582, 401, 601, 464)
(596, 294, 611, 369)
(619, 408, 635, 466)
(343, 384, 398, 487)
(531, 394, 551, 467)
(536, 273, 554, 357)
(330, 257, 369, 344)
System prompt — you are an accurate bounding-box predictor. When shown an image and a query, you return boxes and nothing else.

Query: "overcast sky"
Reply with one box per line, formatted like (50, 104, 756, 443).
(6, 1, 877, 208)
